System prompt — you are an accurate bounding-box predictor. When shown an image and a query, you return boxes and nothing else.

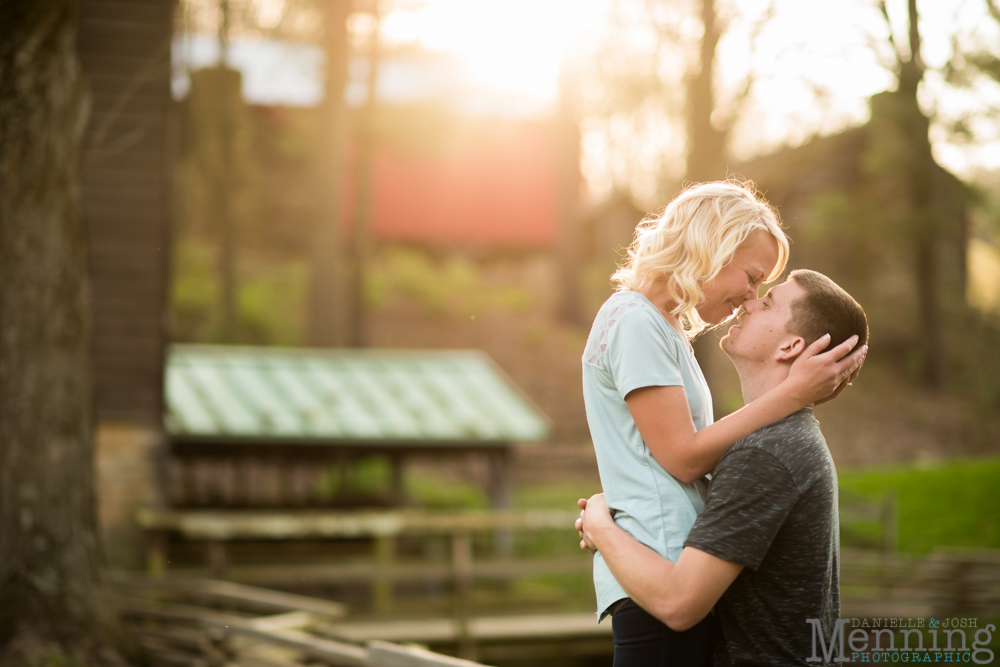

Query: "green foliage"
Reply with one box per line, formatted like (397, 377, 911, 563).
(170, 239, 308, 345)
(170, 239, 219, 342)
(318, 457, 394, 502)
(366, 247, 533, 318)
(236, 261, 309, 346)
(513, 479, 601, 510)
(838, 458, 1000, 553)
(404, 470, 489, 510)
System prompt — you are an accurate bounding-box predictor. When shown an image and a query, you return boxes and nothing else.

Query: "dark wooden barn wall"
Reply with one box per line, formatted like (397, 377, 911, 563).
(78, 0, 175, 424)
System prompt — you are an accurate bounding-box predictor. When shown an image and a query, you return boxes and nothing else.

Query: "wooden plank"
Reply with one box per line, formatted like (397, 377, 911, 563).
(118, 597, 368, 667)
(318, 613, 611, 645)
(172, 578, 348, 619)
(118, 596, 251, 627)
(153, 555, 590, 587)
(451, 533, 474, 660)
(133, 508, 580, 541)
(246, 611, 315, 632)
(226, 627, 368, 667)
(367, 640, 491, 667)
(127, 625, 212, 653)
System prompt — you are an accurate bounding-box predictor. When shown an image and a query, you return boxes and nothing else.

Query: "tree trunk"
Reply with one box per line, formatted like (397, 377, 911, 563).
(556, 67, 584, 325)
(347, 5, 381, 348)
(900, 0, 945, 387)
(684, 0, 726, 184)
(0, 0, 127, 662)
(216, 0, 238, 342)
(309, 0, 352, 347)
(684, 0, 733, 416)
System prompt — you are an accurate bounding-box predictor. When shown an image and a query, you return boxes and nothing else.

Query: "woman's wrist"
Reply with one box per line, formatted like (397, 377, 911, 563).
(772, 374, 811, 411)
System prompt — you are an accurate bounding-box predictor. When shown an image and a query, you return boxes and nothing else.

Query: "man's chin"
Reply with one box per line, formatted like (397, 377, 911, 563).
(719, 334, 733, 355)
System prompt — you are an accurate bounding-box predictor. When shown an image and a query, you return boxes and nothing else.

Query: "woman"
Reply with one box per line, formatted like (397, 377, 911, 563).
(582, 181, 864, 666)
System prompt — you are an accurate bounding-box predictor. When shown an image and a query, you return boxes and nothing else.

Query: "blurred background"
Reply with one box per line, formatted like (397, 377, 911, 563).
(76, 0, 1000, 664)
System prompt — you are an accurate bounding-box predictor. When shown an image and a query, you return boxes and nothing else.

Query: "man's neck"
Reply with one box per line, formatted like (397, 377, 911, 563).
(734, 362, 790, 404)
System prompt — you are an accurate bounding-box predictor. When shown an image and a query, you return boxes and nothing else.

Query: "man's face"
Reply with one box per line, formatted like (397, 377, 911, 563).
(720, 278, 806, 363)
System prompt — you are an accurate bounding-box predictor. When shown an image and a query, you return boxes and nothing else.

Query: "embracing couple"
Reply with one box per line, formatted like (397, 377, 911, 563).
(578, 181, 869, 667)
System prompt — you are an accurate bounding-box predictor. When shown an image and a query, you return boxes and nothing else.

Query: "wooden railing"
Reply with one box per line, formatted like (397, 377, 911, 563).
(135, 507, 588, 659)
(841, 547, 1000, 619)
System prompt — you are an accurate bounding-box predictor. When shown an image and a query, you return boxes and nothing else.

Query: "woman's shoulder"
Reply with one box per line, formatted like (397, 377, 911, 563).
(596, 290, 655, 322)
(592, 291, 686, 349)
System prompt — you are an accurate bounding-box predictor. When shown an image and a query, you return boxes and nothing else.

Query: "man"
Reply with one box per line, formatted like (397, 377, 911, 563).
(577, 269, 868, 666)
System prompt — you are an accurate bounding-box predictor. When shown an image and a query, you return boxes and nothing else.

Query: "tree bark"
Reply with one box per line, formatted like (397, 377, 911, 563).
(347, 5, 381, 348)
(684, 0, 726, 184)
(0, 0, 127, 662)
(309, 0, 352, 347)
(899, 0, 945, 387)
(556, 67, 584, 325)
(217, 0, 238, 342)
(684, 0, 733, 416)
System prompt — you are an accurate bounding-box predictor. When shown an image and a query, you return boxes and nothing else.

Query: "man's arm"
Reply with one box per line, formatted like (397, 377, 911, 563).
(576, 494, 743, 631)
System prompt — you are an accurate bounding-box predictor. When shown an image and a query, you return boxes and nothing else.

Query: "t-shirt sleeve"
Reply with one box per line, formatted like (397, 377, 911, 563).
(605, 305, 685, 400)
(683, 446, 800, 571)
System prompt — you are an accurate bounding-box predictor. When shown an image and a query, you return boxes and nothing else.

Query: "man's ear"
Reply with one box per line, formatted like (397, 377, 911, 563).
(775, 336, 806, 362)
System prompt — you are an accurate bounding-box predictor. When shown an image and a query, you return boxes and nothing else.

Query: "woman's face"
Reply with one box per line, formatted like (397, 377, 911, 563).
(697, 231, 781, 325)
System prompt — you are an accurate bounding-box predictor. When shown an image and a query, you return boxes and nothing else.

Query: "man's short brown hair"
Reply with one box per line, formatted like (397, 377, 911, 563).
(786, 269, 869, 350)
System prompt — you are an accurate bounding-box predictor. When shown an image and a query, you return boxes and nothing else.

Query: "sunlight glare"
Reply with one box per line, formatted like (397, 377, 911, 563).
(381, 0, 607, 106)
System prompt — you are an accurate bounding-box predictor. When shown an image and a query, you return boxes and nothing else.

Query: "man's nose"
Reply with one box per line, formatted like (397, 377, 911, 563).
(743, 297, 763, 313)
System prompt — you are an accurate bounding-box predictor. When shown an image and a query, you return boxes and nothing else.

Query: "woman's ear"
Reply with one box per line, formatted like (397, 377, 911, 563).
(775, 336, 806, 362)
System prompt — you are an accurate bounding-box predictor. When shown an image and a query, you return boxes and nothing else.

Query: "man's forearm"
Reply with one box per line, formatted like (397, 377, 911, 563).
(589, 515, 693, 628)
(587, 508, 742, 631)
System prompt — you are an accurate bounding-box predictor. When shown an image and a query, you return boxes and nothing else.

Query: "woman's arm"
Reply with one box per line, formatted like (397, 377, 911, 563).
(576, 494, 743, 630)
(631, 333, 866, 482)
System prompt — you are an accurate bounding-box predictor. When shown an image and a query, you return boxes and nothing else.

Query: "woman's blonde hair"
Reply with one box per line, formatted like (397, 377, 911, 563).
(611, 180, 789, 338)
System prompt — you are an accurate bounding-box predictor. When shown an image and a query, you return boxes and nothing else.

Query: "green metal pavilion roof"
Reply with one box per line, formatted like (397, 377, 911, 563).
(165, 345, 551, 444)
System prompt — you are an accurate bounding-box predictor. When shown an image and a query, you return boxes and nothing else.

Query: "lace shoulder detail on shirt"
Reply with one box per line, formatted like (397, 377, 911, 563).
(583, 292, 647, 369)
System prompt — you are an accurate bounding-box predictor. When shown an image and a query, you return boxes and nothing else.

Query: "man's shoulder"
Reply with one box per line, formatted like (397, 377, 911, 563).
(732, 409, 823, 453)
(723, 409, 831, 482)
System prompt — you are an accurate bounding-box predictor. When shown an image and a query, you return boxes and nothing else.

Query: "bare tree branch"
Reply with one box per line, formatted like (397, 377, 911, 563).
(986, 0, 1000, 23)
(877, 0, 901, 66)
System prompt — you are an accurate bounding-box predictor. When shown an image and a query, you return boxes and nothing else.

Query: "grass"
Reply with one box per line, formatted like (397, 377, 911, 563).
(838, 457, 1000, 554)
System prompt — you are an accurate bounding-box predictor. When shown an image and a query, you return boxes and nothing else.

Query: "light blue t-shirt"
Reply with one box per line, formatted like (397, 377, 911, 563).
(582, 290, 714, 617)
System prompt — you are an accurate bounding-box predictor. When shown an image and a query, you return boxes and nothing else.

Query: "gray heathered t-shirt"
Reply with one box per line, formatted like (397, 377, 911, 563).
(684, 409, 841, 667)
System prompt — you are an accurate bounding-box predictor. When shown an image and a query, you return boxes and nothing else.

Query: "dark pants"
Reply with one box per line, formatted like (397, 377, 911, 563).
(610, 599, 713, 667)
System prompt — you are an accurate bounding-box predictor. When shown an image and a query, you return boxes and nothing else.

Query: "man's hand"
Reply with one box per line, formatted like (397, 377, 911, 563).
(575, 493, 613, 553)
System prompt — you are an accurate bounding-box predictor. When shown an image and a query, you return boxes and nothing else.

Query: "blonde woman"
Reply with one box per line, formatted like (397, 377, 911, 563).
(581, 181, 865, 666)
